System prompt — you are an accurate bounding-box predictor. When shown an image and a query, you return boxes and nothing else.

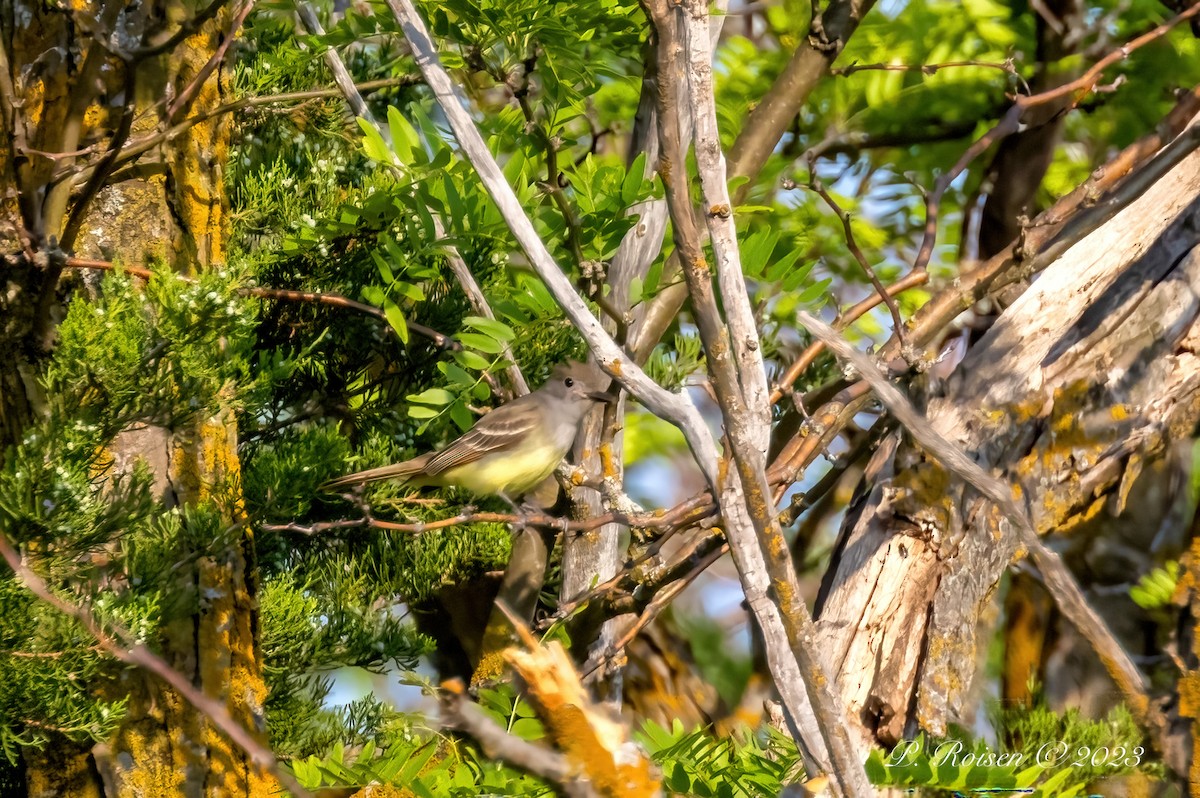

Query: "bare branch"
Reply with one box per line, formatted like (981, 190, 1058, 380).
(643, 2, 870, 791)
(830, 58, 1019, 81)
(770, 271, 928, 404)
(266, 494, 715, 536)
(439, 680, 586, 794)
(63, 256, 460, 351)
(727, 0, 876, 198)
(683, 0, 771, 453)
(294, 2, 528, 394)
(805, 165, 908, 353)
(0, 534, 311, 798)
(580, 540, 728, 681)
(166, 1, 256, 123)
(384, 0, 721, 487)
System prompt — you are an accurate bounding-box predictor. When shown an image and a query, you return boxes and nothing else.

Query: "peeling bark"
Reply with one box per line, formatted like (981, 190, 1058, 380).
(816, 135, 1200, 745)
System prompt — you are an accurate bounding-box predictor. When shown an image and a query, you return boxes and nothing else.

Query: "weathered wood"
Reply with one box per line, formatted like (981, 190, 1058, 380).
(816, 135, 1200, 744)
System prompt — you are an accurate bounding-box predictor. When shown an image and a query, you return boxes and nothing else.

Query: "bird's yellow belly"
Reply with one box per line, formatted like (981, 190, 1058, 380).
(440, 441, 563, 498)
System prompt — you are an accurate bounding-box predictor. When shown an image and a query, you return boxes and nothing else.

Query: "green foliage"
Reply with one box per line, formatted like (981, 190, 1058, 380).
(288, 730, 557, 796)
(639, 720, 804, 798)
(285, 694, 816, 798)
(259, 573, 431, 757)
(0, 578, 128, 762)
(993, 694, 1156, 786)
(0, 265, 272, 761)
(50, 267, 263, 434)
(865, 733, 1052, 797)
(868, 699, 1155, 796)
(1131, 560, 1180, 610)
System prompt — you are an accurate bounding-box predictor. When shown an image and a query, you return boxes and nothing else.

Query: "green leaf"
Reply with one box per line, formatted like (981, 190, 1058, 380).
(387, 105, 418, 165)
(621, 152, 648, 204)
(666, 761, 692, 793)
(628, 276, 643, 306)
(358, 118, 394, 165)
(453, 349, 491, 370)
(458, 332, 505, 354)
(864, 750, 890, 784)
(384, 303, 409, 344)
(449, 401, 473, 431)
(408, 387, 455, 405)
(464, 316, 515, 341)
(510, 717, 545, 741)
(372, 250, 394, 283)
(796, 277, 833, 305)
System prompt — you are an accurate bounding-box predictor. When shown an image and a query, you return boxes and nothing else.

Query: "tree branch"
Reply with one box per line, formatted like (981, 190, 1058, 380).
(384, 0, 721, 486)
(0, 533, 311, 798)
(798, 310, 1154, 723)
(294, 1, 529, 396)
(642, 2, 870, 791)
(727, 0, 876, 200)
(439, 680, 588, 794)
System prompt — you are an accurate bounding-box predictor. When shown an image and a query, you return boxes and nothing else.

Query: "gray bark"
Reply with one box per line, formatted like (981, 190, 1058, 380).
(816, 133, 1200, 744)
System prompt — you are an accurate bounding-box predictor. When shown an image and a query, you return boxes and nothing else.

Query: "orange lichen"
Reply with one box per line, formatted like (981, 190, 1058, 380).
(505, 641, 658, 797)
(599, 442, 619, 479)
(471, 644, 509, 687)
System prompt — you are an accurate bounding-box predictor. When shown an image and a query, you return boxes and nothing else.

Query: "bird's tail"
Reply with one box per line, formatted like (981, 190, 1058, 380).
(320, 454, 432, 492)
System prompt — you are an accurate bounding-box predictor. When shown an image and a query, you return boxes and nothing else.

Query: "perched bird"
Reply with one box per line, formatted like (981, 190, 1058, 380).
(322, 361, 612, 503)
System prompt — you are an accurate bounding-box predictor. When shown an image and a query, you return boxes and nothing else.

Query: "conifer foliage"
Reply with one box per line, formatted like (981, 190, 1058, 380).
(3, 0, 1200, 795)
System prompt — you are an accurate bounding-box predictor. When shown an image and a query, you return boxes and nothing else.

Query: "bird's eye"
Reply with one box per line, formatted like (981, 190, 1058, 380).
(564, 377, 575, 387)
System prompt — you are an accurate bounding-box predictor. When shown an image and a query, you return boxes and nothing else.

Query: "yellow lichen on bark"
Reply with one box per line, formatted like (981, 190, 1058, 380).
(24, 747, 105, 798)
(505, 640, 658, 797)
(1179, 535, 1200, 796)
(166, 25, 232, 270)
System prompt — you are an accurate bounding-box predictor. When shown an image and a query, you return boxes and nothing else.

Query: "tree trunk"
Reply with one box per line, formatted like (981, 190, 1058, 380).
(1, 2, 272, 795)
(815, 135, 1200, 746)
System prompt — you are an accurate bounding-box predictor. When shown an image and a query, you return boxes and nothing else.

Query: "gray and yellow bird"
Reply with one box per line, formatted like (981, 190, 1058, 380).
(322, 362, 611, 502)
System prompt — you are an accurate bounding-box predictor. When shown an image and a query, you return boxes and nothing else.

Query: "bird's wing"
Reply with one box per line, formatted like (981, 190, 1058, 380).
(423, 398, 541, 476)
(321, 455, 430, 491)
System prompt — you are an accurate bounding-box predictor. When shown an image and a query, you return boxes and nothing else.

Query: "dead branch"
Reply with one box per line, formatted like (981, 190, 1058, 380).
(439, 679, 590, 795)
(0, 533, 311, 798)
(798, 310, 1153, 722)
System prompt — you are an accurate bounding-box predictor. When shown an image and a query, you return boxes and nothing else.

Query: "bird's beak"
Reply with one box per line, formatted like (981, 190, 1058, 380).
(587, 390, 615, 404)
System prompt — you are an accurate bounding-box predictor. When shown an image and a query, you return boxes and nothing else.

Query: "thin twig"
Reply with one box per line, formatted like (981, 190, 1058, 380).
(805, 163, 908, 352)
(0, 534, 311, 798)
(831, 58, 1026, 91)
(908, 2, 1200, 275)
(49, 78, 421, 172)
(63, 256, 459, 350)
(770, 271, 927, 404)
(294, 2, 529, 395)
(264, 499, 716, 536)
(167, 0, 256, 123)
(581, 540, 728, 681)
